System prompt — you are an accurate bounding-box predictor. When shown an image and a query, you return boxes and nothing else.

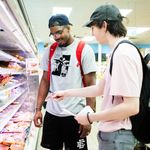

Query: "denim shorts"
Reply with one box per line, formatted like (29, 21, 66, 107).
(97, 129, 137, 150)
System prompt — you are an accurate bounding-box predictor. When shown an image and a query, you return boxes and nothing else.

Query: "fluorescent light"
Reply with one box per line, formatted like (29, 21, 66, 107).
(0, 0, 33, 53)
(119, 9, 132, 16)
(52, 7, 72, 17)
(0, 1, 18, 31)
(13, 30, 32, 52)
(127, 27, 150, 36)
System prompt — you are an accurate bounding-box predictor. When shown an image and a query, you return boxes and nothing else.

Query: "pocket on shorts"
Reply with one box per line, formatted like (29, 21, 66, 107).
(98, 131, 117, 142)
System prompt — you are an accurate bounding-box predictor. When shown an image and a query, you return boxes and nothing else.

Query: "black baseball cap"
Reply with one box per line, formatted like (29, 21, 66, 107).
(84, 4, 122, 27)
(48, 14, 72, 28)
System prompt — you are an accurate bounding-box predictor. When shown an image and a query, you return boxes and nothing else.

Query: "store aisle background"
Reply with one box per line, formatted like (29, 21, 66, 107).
(36, 98, 101, 150)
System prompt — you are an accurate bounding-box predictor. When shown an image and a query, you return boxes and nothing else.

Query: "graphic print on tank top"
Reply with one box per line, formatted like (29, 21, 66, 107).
(52, 55, 71, 77)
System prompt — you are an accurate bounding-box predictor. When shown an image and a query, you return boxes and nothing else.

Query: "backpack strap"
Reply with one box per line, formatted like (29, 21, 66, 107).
(109, 40, 146, 103)
(48, 42, 58, 80)
(109, 40, 146, 75)
(76, 41, 86, 86)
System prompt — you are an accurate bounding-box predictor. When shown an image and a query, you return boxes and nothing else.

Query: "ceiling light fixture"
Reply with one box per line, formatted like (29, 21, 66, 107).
(52, 7, 72, 17)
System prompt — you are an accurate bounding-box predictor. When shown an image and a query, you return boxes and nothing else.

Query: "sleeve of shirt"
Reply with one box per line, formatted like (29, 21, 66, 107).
(110, 47, 141, 97)
(81, 44, 97, 74)
(40, 47, 49, 71)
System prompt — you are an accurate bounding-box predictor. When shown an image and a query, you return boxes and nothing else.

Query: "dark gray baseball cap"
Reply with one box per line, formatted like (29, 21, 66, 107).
(84, 4, 122, 27)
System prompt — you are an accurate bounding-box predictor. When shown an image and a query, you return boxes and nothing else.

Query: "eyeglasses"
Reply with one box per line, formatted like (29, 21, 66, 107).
(49, 28, 65, 37)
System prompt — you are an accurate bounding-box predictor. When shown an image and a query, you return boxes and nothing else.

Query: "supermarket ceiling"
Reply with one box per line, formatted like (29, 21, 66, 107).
(22, 0, 150, 44)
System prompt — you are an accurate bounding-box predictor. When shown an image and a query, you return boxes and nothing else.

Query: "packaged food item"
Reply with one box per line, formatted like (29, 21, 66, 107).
(0, 143, 9, 150)
(0, 75, 11, 86)
(8, 62, 23, 71)
(10, 143, 24, 150)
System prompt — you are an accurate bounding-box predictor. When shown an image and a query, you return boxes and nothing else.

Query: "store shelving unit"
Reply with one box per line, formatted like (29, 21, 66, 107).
(0, 0, 39, 149)
(0, 50, 25, 65)
(0, 88, 26, 111)
(0, 81, 26, 94)
(23, 121, 39, 150)
(0, 94, 26, 132)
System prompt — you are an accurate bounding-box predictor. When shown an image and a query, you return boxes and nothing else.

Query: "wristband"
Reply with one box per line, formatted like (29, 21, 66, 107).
(87, 112, 92, 124)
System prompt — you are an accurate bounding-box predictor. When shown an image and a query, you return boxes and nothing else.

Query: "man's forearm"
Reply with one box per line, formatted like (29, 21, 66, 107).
(84, 72, 96, 111)
(36, 78, 49, 110)
(86, 97, 96, 112)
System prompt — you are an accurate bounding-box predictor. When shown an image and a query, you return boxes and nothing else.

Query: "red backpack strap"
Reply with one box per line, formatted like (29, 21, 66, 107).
(76, 41, 86, 86)
(48, 42, 58, 80)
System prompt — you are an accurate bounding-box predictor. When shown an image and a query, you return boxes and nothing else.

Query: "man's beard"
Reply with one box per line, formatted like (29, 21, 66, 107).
(57, 39, 69, 47)
(59, 43, 68, 47)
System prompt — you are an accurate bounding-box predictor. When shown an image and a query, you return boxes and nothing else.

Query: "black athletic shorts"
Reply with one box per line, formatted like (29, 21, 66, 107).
(41, 111, 88, 150)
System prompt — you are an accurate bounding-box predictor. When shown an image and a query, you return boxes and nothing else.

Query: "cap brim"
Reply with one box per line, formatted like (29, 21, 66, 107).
(83, 20, 93, 27)
(68, 22, 73, 26)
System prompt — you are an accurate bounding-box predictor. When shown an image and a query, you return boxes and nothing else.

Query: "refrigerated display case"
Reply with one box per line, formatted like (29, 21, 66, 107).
(0, 0, 39, 149)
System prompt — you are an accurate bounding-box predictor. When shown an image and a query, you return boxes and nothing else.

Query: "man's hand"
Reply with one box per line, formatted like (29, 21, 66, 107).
(79, 124, 91, 138)
(34, 111, 43, 127)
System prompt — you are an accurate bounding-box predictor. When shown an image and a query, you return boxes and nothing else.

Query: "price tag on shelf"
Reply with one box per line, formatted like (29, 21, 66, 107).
(26, 58, 39, 76)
